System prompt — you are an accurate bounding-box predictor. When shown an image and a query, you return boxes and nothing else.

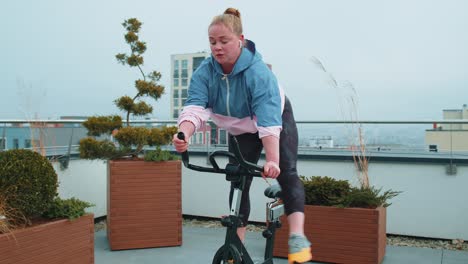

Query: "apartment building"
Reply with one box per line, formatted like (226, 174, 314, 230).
(170, 52, 209, 119)
(425, 104, 468, 152)
(170, 52, 220, 145)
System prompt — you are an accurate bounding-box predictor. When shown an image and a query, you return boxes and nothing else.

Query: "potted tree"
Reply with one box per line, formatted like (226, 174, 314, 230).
(272, 99, 400, 264)
(0, 149, 94, 264)
(272, 175, 400, 264)
(79, 18, 180, 250)
(271, 56, 399, 264)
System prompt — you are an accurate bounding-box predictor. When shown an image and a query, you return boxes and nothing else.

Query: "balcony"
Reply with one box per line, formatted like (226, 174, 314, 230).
(1, 119, 468, 263)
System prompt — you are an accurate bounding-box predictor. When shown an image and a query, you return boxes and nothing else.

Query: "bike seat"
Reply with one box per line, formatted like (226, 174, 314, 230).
(264, 184, 282, 199)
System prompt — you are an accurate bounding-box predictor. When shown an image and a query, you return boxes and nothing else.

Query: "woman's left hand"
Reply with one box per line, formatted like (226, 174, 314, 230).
(262, 161, 281, 179)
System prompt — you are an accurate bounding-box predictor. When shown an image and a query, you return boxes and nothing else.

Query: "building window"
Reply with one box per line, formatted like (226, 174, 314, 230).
(174, 78, 179, 87)
(173, 60, 179, 78)
(181, 59, 188, 86)
(218, 129, 227, 145)
(0, 137, 5, 150)
(181, 89, 188, 98)
(25, 139, 31, 148)
(205, 131, 210, 145)
(211, 127, 217, 144)
(24, 139, 39, 149)
(193, 56, 205, 72)
(181, 88, 188, 106)
(13, 138, 19, 149)
(173, 89, 179, 98)
(173, 109, 179, 119)
(173, 98, 179, 107)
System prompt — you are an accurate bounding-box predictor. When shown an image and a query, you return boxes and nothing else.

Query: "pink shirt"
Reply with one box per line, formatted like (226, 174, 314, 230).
(178, 85, 285, 139)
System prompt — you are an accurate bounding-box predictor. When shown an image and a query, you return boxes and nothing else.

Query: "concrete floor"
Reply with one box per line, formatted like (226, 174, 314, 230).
(94, 226, 468, 264)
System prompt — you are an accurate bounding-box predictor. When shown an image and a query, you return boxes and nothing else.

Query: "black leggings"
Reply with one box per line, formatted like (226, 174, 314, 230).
(228, 97, 305, 226)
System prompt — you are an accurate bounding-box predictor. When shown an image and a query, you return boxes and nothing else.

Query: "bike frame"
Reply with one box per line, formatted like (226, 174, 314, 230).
(177, 133, 284, 264)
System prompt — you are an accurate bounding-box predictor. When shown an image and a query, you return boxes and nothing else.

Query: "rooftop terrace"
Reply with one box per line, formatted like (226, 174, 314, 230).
(2, 119, 468, 263)
(94, 225, 468, 264)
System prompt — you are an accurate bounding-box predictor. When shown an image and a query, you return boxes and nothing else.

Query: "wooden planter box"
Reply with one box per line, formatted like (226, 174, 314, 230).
(0, 214, 94, 264)
(107, 160, 182, 250)
(273, 206, 386, 264)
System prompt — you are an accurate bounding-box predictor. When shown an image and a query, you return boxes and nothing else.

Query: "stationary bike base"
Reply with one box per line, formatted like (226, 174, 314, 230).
(212, 244, 242, 264)
(211, 204, 284, 264)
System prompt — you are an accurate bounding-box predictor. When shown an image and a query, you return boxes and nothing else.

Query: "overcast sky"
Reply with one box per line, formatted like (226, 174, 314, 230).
(2, 0, 468, 121)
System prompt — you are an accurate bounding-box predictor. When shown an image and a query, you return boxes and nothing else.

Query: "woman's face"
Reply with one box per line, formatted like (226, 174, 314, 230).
(208, 23, 243, 68)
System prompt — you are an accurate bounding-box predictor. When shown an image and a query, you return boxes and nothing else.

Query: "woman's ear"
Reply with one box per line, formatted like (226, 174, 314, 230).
(239, 35, 245, 48)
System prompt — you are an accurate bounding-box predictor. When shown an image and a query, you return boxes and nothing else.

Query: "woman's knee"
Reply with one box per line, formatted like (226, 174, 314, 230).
(278, 172, 305, 214)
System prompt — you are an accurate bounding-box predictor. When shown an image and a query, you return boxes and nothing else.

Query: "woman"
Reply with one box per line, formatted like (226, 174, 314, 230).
(173, 8, 312, 263)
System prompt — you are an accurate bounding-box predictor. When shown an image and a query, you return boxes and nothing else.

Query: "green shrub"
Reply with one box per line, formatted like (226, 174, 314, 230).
(0, 149, 58, 221)
(301, 176, 350, 206)
(0, 193, 27, 232)
(338, 186, 401, 208)
(148, 126, 178, 146)
(114, 126, 151, 149)
(301, 176, 400, 208)
(82, 115, 122, 137)
(79, 138, 121, 159)
(43, 197, 94, 220)
(144, 148, 179, 162)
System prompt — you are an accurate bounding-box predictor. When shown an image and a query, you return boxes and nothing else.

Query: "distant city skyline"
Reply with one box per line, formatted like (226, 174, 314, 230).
(2, 0, 468, 121)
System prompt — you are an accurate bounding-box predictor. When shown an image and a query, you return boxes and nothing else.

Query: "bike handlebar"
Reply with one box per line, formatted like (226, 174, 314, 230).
(177, 132, 263, 177)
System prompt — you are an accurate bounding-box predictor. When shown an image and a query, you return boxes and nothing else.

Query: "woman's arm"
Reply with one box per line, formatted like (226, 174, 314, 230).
(261, 135, 281, 178)
(173, 120, 196, 153)
(173, 63, 211, 152)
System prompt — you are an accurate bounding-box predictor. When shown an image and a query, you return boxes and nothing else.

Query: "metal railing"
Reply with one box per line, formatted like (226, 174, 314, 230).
(2, 119, 468, 160)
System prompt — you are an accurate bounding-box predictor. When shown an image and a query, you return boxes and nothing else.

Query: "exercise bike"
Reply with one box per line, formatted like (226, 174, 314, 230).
(177, 132, 286, 264)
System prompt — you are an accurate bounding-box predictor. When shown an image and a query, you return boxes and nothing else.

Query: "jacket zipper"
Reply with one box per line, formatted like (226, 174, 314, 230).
(222, 74, 231, 116)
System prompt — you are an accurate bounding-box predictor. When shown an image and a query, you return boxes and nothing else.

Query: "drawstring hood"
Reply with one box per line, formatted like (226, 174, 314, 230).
(213, 40, 260, 119)
(221, 74, 231, 116)
(211, 40, 260, 77)
(182, 39, 283, 137)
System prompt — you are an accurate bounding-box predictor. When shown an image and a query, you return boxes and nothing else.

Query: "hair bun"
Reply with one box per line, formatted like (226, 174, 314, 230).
(224, 8, 241, 19)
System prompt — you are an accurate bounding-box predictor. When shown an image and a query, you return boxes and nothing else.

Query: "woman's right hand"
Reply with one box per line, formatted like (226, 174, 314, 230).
(173, 133, 189, 153)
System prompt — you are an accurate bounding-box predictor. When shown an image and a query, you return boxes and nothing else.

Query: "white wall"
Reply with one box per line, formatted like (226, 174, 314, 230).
(55, 156, 468, 240)
(182, 155, 468, 240)
(54, 159, 108, 218)
(299, 159, 468, 240)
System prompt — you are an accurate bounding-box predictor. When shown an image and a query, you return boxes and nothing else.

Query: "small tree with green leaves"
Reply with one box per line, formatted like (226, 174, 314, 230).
(79, 18, 177, 160)
(114, 18, 165, 126)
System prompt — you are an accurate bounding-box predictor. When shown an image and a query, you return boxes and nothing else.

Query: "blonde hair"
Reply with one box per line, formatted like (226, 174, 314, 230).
(209, 8, 243, 36)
